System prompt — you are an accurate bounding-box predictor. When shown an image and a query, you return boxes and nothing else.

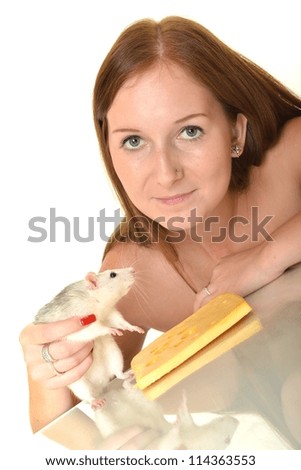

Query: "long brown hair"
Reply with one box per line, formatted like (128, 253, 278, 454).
(93, 16, 301, 262)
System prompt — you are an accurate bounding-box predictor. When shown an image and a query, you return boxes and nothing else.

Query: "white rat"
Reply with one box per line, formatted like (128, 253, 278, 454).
(94, 388, 239, 450)
(34, 267, 144, 406)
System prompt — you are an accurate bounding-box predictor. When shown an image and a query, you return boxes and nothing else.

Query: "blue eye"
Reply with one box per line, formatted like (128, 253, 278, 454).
(122, 135, 144, 150)
(180, 126, 203, 140)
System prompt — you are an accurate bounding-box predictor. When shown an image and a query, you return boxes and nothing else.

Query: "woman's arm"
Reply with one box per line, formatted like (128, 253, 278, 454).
(194, 211, 301, 310)
(262, 211, 301, 274)
(20, 243, 149, 432)
(27, 375, 79, 432)
(19, 317, 94, 432)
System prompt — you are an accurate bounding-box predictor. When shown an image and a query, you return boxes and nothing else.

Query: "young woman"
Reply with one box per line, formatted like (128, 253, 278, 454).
(20, 16, 301, 433)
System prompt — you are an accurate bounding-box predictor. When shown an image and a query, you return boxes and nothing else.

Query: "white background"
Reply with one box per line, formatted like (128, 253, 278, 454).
(0, 0, 300, 459)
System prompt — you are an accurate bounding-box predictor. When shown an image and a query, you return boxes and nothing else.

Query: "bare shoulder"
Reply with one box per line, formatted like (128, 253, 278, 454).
(262, 117, 301, 184)
(278, 116, 301, 176)
(100, 241, 195, 331)
(100, 240, 142, 271)
(101, 240, 174, 281)
(281, 115, 301, 142)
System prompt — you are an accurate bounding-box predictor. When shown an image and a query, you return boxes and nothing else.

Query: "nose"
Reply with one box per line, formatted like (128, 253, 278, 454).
(153, 146, 183, 188)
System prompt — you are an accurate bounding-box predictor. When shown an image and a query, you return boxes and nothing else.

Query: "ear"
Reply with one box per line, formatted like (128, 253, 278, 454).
(232, 113, 248, 149)
(85, 272, 98, 289)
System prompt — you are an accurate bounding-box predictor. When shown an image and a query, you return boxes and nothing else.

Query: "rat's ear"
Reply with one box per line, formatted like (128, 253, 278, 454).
(85, 272, 98, 289)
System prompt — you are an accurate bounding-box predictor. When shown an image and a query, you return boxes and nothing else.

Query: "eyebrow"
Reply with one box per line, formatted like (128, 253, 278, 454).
(112, 127, 141, 134)
(175, 113, 208, 124)
(111, 113, 208, 134)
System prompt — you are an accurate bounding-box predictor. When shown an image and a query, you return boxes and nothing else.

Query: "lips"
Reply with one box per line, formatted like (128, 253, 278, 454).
(154, 190, 195, 206)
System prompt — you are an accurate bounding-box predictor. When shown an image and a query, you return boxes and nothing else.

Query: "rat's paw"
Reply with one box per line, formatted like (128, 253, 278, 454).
(109, 328, 124, 336)
(122, 370, 136, 389)
(91, 398, 106, 411)
(127, 325, 145, 334)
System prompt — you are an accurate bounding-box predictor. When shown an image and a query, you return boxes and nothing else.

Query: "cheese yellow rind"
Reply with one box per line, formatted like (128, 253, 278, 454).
(131, 293, 252, 390)
(142, 312, 262, 400)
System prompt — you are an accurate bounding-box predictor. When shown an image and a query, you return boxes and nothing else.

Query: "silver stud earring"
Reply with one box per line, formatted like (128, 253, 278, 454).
(231, 144, 241, 158)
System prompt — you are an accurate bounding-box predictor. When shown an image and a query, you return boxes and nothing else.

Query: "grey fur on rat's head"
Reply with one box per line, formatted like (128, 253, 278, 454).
(86, 267, 135, 299)
(34, 267, 135, 323)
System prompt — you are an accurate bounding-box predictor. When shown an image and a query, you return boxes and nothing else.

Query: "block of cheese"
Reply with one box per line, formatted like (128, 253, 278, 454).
(142, 312, 262, 400)
(131, 293, 252, 390)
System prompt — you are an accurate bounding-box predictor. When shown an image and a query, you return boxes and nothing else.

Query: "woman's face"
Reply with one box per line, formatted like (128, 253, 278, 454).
(107, 63, 246, 231)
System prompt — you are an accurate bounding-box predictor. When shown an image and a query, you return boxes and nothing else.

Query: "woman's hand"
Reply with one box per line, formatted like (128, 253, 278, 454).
(194, 211, 301, 311)
(19, 316, 95, 390)
(193, 242, 281, 310)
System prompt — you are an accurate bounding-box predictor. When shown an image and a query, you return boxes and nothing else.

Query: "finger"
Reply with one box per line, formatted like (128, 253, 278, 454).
(30, 342, 93, 381)
(19, 315, 96, 346)
(42, 353, 93, 389)
(46, 339, 94, 362)
(23, 338, 94, 365)
(193, 287, 212, 311)
(49, 342, 93, 375)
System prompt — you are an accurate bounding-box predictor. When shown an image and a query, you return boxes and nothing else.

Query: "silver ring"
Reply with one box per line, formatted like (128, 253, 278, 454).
(204, 286, 212, 296)
(51, 362, 64, 376)
(41, 344, 55, 363)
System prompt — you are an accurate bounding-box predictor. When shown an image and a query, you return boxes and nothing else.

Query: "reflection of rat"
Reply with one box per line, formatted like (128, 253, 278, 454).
(94, 388, 239, 450)
(94, 387, 182, 449)
(176, 393, 239, 450)
(34, 267, 144, 405)
(94, 388, 172, 439)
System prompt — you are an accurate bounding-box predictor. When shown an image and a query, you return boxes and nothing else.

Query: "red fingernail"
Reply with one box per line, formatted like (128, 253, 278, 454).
(80, 314, 96, 326)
